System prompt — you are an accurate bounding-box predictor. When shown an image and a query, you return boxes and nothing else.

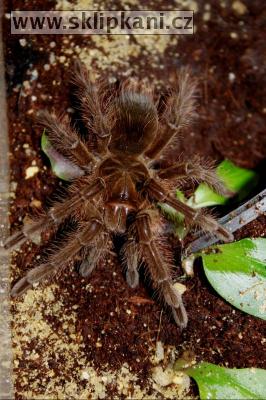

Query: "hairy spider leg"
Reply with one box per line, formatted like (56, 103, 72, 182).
(122, 238, 140, 289)
(11, 216, 104, 297)
(4, 178, 104, 250)
(78, 231, 108, 277)
(72, 59, 112, 154)
(38, 110, 97, 169)
(145, 179, 233, 242)
(145, 68, 197, 159)
(158, 158, 232, 196)
(133, 209, 188, 328)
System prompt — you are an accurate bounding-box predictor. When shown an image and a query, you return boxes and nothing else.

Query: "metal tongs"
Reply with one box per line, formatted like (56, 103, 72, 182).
(184, 188, 266, 257)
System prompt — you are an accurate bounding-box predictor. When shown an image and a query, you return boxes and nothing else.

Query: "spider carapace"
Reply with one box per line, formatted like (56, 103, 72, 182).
(4, 61, 233, 329)
(99, 155, 147, 232)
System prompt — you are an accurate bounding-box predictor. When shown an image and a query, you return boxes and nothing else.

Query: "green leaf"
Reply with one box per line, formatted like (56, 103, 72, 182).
(185, 362, 266, 400)
(188, 159, 258, 208)
(41, 130, 84, 181)
(201, 238, 266, 319)
(159, 190, 188, 238)
(161, 160, 257, 238)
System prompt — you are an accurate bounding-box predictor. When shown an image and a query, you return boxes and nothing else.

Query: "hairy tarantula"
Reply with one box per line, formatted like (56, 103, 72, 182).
(5, 62, 233, 329)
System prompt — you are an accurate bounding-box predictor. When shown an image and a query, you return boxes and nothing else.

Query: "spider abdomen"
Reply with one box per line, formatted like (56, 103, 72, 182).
(109, 92, 159, 155)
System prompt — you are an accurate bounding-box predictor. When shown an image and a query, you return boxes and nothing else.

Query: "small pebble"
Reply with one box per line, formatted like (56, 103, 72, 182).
(230, 32, 238, 39)
(59, 55, 66, 63)
(30, 199, 42, 208)
(23, 80, 31, 90)
(232, 1, 248, 15)
(155, 341, 164, 362)
(81, 371, 90, 380)
(25, 166, 39, 179)
(31, 69, 39, 80)
(19, 38, 27, 47)
(49, 52, 56, 64)
(228, 72, 236, 82)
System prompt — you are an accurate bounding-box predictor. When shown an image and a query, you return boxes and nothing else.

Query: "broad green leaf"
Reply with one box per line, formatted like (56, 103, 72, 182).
(201, 238, 266, 319)
(159, 190, 188, 238)
(41, 130, 84, 181)
(188, 159, 258, 208)
(161, 160, 257, 238)
(185, 362, 266, 400)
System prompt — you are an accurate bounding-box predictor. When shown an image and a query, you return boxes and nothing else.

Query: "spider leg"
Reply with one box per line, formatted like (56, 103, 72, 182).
(11, 216, 104, 297)
(4, 178, 104, 250)
(72, 60, 112, 154)
(145, 68, 197, 160)
(122, 238, 140, 288)
(78, 232, 108, 277)
(38, 110, 97, 170)
(158, 157, 232, 196)
(133, 209, 188, 329)
(144, 179, 233, 242)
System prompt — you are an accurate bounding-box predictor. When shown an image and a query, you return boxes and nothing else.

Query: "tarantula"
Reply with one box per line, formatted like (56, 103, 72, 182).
(5, 61, 233, 329)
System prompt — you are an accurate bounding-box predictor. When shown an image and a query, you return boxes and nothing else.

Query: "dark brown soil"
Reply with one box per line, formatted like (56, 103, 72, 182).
(3, 0, 266, 398)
